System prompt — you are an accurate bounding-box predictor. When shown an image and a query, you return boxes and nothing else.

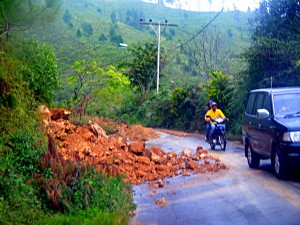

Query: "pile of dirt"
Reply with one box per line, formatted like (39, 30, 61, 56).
(40, 105, 227, 186)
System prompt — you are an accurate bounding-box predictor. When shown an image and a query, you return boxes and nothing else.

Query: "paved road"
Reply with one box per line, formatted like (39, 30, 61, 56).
(129, 132, 300, 225)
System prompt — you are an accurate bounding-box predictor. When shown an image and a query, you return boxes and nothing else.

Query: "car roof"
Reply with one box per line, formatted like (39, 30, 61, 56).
(250, 87, 300, 94)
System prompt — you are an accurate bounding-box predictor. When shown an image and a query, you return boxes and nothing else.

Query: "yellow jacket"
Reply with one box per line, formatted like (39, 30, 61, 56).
(205, 109, 226, 124)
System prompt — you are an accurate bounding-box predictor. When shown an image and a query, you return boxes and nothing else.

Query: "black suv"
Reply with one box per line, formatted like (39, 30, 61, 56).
(242, 87, 300, 179)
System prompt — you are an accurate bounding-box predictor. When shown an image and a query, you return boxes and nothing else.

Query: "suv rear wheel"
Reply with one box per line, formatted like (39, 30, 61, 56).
(246, 142, 260, 168)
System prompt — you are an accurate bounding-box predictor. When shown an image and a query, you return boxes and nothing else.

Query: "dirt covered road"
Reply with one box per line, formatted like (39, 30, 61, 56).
(39, 106, 300, 224)
(129, 132, 300, 225)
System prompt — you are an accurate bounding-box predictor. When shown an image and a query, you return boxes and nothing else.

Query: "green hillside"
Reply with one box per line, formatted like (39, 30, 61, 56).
(26, 0, 253, 79)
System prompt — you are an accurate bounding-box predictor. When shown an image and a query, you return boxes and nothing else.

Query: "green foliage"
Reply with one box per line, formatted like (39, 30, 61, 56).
(99, 34, 107, 42)
(125, 8, 145, 30)
(102, 125, 117, 135)
(81, 22, 93, 37)
(200, 71, 232, 112)
(115, 93, 147, 125)
(76, 29, 82, 38)
(110, 11, 117, 25)
(0, 1, 135, 223)
(36, 138, 134, 213)
(226, 73, 248, 135)
(0, 41, 38, 137)
(184, 27, 236, 80)
(67, 60, 132, 119)
(123, 41, 161, 101)
(0, 131, 45, 224)
(12, 38, 60, 104)
(63, 10, 72, 24)
(0, 131, 134, 224)
(69, 114, 95, 127)
(69, 60, 103, 103)
(109, 27, 124, 44)
(0, 0, 62, 39)
(3, 133, 45, 178)
(117, 85, 198, 131)
(167, 86, 196, 130)
(244, 0, 300, 90)
(38, 209, 129, 225)
(90, 66, 132, 117)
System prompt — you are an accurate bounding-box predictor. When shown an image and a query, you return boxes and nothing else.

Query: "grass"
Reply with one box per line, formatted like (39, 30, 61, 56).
(37, 209, 131, 225)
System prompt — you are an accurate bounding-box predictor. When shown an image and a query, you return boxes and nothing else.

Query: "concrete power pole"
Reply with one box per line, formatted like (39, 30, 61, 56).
(140, 18, 177, 94)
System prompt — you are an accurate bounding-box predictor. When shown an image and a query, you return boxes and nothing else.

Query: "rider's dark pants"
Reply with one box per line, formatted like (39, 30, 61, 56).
(205, 122, 211, 140)
(210, 123, 216, 137)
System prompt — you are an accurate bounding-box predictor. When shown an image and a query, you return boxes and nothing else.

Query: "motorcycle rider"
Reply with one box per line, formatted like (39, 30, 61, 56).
(205, 102, 228, 141)
(203, 100, 214, 141)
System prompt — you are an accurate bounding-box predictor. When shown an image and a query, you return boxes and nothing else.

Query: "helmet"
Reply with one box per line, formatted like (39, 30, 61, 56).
(212, 102, 217, 106)
(208, 100, 213, 104)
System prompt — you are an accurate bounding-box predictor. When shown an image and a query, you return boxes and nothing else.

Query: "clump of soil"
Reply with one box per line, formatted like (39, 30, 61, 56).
(40, 105, 227, 186)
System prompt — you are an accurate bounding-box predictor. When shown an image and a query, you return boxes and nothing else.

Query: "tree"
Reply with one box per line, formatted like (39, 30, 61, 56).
(0, 0, 61, 40)
(12, 39, 59, 104)
(110, 11, 117, 25)
(200, 71, 232, 114)
(243, 0, 300, 90)
(99, 34, 107, 42)
(81, 22, 93, 37)
(0, 38, 59, 135)
(76, 29, 82, 38)
(108, 27, 123, 44)
(168, 86, 196, 130)
(185, 27, 235, 82)
(68, 60, 131, 118)
(123, 41, 162, 101)
(63, 10, 72, 24)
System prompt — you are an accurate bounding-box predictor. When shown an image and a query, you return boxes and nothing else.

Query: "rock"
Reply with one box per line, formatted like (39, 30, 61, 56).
(196, 146, 208, 155)
(128, 141, 145, 156)
(39, 105, 52, 122)
(181, 149, 191, 158)
(85, 120, 107, 139)
(148, 146, 165, 156)
(167, 152, 177, 159)
(150, 152, 161, 164)
(156, 197, 167, 207)
(41, 105, 227, 186)
(49, 108, 71, 121)
(186, 159, 198, 170)
(157, 179, 165, 187)
(136, 156, 151, 165)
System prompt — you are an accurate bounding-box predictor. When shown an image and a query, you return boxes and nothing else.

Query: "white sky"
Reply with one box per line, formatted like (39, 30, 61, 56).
(142, 0, 261, 12)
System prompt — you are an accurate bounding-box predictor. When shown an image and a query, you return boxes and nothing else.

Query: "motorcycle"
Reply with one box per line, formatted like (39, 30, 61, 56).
(206, 116, 227, 151)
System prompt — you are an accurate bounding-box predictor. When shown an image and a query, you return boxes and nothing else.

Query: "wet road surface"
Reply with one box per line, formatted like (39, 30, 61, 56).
(129, 132, 300, 225)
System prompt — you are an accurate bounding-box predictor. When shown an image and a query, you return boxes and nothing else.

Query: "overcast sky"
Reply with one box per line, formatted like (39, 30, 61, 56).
(142, 0, 261, 12)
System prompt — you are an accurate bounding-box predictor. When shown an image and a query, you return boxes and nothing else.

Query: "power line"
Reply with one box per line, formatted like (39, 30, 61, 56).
(177, 7, 224, 49)
(163, 7, 224, 66)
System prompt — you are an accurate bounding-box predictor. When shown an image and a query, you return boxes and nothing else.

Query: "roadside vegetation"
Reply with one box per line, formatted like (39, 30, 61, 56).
(1, 0, 300, 224)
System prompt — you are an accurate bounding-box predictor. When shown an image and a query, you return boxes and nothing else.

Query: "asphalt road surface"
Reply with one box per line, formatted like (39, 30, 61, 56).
(129, 132, 300, 225)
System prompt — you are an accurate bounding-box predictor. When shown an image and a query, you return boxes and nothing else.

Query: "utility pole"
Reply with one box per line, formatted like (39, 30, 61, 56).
(140, 18, 177, 94)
